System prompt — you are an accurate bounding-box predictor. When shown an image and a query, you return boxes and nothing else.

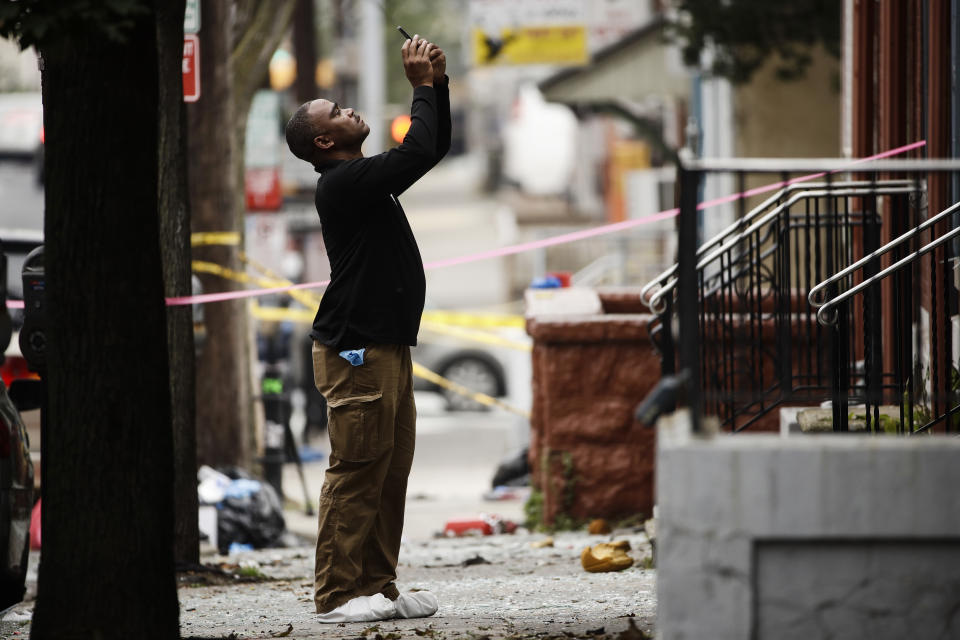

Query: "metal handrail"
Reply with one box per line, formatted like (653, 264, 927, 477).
(814, 200, 960, 326)
(808, 199, 960, 308)
(644, 184, 917, 314)
(683, 155, 960, 173)
(639, 180, 912, 309)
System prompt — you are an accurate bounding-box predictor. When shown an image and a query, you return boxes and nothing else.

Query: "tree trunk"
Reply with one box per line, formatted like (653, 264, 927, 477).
(31, 4, 179, 638)
(187, 0, 296, 470)
(189, 0, 252, 469)
(228, 0, 297, 470)
(157, 0, 200, 566)
(293, 0, 319, 105)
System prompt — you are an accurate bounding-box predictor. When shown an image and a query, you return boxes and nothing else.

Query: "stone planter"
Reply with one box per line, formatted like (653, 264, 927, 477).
(525, 287, 659, 527)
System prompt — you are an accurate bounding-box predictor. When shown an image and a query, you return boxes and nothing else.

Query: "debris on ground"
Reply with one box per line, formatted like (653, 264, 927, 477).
(616, 617, 653, 639)
(581, 540, 634, 573)
(490, 447, 530, 488)
(643, 518, 656, 568)
(587, 518, 611, 535)
(461, 554, 491, 567)
(482, 485, 531, 501)
(530, 537, 554, 549)
(443, 514, 517, 537)
(176, 561, 273, 587)
(199, 466, 288, 554)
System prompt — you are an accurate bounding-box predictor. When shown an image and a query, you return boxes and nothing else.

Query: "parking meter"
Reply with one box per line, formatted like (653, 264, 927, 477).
(19, 246, 45, 374)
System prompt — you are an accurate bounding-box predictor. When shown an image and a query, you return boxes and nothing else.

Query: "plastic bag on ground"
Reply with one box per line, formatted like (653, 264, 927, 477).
(213, 467, 287, 554)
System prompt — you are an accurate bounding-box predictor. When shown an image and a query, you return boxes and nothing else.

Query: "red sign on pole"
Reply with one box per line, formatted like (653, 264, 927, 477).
(245, 168, 283, 211)
(183, 35, 200, 103)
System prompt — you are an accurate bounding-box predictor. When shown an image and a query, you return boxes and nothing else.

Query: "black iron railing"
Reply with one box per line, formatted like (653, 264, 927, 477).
(810, 199, 960, 432)
(646, 154, 960, 433)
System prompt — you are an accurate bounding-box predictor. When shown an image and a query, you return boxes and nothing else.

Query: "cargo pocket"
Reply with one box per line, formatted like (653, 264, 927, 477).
(325, 391, 384, 462)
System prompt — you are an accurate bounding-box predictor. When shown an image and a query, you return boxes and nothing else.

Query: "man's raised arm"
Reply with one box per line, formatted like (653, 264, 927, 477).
(326, 36, 441, 196)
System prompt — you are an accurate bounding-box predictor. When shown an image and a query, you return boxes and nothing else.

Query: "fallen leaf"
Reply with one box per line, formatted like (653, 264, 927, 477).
(616, 618, 652, 640)
(588, 519, 611, 535)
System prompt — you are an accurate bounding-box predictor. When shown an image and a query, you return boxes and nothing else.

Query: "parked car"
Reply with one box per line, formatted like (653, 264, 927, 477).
(0, 373, 34, 609)
(0, 238, 41, 609)
(411, 340, 510, 412)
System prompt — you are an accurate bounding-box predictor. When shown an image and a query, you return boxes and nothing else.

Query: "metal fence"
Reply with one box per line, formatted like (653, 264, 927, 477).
(644, 154, 960, 434)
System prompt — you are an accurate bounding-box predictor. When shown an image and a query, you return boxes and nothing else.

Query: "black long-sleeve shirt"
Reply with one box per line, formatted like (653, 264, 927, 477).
(310, 79, 451, 349)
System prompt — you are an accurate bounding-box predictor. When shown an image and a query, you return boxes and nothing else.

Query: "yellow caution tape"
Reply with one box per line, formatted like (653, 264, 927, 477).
(192, 260, 259, 285)
(191, 231, 242, 247)
(250, 304, 529, 417)
(192, 260, 320, 310)
(199, 256, 524, 329)
(247, 302, 529, 352)
(249, 301, 315, 323)
(411, 361, 530, 418)
(421, 310, 524, 329)
(419, 320, 531, 352)
(239, 252, 324, 308)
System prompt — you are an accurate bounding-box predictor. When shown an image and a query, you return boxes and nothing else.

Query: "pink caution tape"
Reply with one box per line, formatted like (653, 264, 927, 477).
(5, 140, 927, 310)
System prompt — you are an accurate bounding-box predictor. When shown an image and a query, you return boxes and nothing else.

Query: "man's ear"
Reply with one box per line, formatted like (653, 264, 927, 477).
(314, 134, 334, 150)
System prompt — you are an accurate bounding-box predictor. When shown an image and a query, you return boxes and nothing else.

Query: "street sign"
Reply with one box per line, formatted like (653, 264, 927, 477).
(183, 35, 200, 103)
(472, 26, 588, 66)
(469, 0, 587, 66)
(467, 0, 649, 65)
(184, 0, 200, 34)
(245, 90, 282, 210)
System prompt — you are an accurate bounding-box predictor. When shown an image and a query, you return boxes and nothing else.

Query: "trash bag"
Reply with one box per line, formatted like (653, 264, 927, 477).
(215, 467, 286, 554)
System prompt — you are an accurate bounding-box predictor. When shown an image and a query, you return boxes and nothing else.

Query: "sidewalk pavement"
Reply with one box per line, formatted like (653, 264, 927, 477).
(1, 528, 655, 640)
(2, 398, 655, 638)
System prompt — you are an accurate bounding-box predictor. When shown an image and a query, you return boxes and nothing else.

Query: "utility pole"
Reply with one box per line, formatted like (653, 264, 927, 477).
(293, 0, 318, 105)
(359, 0, 385, 155)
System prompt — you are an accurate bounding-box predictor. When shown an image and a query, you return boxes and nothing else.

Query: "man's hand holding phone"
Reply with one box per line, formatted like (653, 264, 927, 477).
(400, 33, 435, 89)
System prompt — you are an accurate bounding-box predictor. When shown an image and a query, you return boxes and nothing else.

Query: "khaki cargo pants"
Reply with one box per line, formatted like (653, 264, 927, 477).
(311, 341, 416, 614)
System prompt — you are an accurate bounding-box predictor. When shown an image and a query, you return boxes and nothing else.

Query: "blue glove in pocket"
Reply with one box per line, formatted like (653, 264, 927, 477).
(338, 348, 366, 366)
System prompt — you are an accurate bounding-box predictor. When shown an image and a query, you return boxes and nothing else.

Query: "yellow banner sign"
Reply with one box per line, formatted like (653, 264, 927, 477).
(472, 25, 588, 66)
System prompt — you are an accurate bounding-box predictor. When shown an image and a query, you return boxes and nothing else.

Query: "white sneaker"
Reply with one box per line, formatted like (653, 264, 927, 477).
(394, 591, 439, 619)
(316, 593, 397, 623)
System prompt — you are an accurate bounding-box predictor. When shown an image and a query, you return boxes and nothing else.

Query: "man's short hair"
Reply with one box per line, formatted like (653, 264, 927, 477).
(285, 102, 319, 163)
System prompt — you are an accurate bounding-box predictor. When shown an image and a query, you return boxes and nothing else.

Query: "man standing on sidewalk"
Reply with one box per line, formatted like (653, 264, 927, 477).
(284, 35, 450, 623)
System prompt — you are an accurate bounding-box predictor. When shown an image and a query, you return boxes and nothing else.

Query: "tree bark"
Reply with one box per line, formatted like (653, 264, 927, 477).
(157, 0, 200, 566)
(31, 3, 179, 638)
(189, 0, 252, 469)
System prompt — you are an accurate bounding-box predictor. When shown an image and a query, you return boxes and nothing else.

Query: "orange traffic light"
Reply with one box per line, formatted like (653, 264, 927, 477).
(391, 114, 411, 143)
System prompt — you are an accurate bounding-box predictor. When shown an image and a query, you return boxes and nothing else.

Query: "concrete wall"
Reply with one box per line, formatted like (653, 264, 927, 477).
(657, 412, 960, 639)
(734, 45, 841, 159)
